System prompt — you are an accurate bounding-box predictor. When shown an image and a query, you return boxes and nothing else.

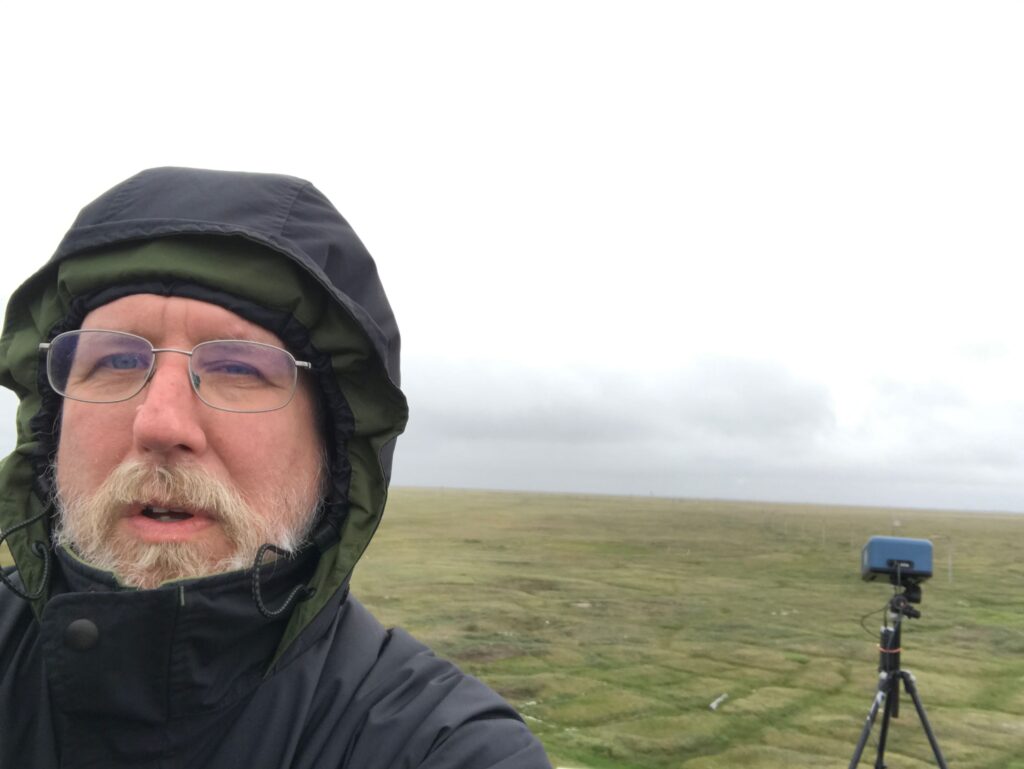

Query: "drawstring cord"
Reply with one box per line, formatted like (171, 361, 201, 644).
(0, 507, 53, 601)
(250, 543, 316, 619)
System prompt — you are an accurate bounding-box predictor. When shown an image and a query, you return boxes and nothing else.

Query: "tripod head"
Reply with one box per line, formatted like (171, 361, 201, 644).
(889, 583, 923, 621)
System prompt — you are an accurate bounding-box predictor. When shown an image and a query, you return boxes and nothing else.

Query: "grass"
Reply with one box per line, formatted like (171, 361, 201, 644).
(354, 489, 1024, 769)
(4, 488, 1023, 767)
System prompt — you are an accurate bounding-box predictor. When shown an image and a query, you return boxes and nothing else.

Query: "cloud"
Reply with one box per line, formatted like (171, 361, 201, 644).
(403, 355, 835, 449)
(394, 354, 1024, 512)
(663, 357, 837, 445)
(395, 355, 838, 491)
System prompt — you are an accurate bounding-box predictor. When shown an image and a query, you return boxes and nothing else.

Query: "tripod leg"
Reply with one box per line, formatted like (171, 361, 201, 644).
(899, 672, 950, 769)
(848, 675, 889, 769)
(873, 674, 897, 769)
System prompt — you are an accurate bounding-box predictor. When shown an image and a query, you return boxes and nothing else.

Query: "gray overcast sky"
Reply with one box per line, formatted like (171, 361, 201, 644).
(3, 2, 1024, 512)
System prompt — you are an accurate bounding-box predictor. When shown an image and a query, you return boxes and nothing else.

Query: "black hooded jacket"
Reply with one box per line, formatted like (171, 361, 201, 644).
(0, 168, 550, 768)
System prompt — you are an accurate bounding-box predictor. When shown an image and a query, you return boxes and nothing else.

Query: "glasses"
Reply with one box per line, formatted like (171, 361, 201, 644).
(40, 329, 311, 413)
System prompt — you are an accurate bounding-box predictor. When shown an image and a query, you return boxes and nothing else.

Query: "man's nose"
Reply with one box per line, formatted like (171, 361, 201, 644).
(131, 355, 209, 456)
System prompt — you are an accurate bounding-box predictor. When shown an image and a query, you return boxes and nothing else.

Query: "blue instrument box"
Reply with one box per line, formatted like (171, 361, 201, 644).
(861, 536, 933, 583)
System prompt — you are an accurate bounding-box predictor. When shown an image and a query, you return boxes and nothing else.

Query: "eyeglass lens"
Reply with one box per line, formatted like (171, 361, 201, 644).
(46, 330, 299, 412)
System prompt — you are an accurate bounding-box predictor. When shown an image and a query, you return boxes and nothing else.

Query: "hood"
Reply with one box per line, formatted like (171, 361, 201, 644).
(0, 167, 409, 656)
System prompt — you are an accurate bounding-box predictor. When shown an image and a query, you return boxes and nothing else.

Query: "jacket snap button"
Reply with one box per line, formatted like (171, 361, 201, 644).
(64, 619, 99, 651)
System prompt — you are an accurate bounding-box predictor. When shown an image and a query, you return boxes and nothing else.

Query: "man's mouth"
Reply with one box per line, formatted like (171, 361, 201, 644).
(140, 506, 195, 523)
(121, 502, 216, 543)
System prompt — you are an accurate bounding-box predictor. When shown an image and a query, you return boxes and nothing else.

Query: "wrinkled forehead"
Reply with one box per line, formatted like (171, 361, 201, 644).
(79, 294, 290, 349)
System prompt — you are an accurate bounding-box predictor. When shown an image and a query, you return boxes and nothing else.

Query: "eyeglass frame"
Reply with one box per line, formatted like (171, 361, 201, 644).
(39, 329, 313, 414)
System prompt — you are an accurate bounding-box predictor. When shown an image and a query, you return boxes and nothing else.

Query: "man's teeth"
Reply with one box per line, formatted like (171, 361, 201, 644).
(142, 506, 194, 522)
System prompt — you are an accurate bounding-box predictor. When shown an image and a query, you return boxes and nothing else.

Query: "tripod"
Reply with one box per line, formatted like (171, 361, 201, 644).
(849, 587, 948, 768)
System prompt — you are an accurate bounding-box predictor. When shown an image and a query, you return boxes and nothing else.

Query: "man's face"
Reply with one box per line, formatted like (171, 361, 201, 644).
(53, 294, 324, 588)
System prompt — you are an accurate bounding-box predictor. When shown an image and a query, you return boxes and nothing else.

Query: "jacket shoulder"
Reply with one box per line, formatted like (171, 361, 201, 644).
(323, 598, 551, 769)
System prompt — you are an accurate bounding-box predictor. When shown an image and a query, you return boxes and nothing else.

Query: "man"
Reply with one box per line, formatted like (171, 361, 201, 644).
(0, 167, 550, 768)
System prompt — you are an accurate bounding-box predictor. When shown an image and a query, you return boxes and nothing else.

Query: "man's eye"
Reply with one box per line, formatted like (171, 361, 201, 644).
(204, 360, 263, 378)
(98, 353, 147, 370)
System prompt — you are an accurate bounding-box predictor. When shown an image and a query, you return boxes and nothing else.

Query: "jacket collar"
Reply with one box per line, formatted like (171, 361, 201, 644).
(44, 547, 319, 719)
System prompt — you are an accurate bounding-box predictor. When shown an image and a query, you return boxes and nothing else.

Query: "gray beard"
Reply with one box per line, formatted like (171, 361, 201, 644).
(52, 460, 319, 589)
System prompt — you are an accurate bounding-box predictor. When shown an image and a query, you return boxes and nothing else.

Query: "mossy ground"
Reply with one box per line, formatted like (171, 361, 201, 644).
(355, 489, 1024, 768)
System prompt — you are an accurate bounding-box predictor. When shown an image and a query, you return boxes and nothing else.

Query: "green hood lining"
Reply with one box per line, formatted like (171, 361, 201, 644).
(0, 237, 409, 663)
